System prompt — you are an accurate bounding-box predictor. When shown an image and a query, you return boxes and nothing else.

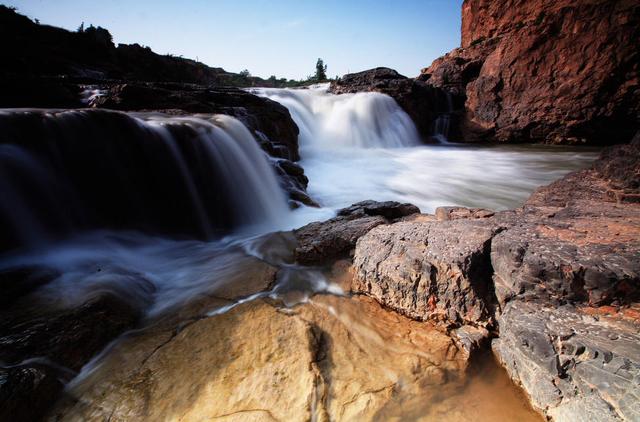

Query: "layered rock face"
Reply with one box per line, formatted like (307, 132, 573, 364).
(421, 0, 640, 144)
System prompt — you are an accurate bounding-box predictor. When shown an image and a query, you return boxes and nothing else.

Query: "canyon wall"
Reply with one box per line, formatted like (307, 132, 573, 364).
(421, 0, 640, 144)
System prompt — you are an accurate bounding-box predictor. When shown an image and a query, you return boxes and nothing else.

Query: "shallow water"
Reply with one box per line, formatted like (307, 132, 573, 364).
(300, 143, 598, 213)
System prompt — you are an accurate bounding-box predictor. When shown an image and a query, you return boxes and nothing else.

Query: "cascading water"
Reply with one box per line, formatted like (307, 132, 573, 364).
(432, 90, 455, 143)
(253, 84, 599, 212)
(251, 84, 421, 149)
(0, 109, 289, 253)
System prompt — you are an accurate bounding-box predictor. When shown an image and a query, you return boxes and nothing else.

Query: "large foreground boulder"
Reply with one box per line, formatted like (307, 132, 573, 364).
(51, 294, 542, 421)
(353, 218, 500, 326)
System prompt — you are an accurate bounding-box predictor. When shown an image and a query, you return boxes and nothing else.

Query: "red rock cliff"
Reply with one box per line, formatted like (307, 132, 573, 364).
(422, 0, 640, 144)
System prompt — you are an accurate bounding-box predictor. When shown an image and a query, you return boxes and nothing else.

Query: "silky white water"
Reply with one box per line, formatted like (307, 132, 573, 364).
(253, 84, 599, 213)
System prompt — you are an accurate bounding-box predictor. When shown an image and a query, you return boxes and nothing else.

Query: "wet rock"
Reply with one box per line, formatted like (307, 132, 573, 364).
(421, 0, 640, 145)
(353, 218, 500, 326)
(0, 291, 141, 422)
(294, 216, 387, 266)
(272, 158, 319, 208)
(95, 82, 301, 161)
(54, 295, 471, 421)
(452, 325, 490, 359)
(0, 365, 64, 422)
(0, 293, 141, 372)
(294, 201, 419, 265)
(493, 301, 640, 421)
(0, 266, 59, 307)
(337, 200, 420, 219)
(0, 108, 301, 253)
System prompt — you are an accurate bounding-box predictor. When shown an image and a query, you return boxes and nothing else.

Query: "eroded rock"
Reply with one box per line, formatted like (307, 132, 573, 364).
(493, 301, 640, 421)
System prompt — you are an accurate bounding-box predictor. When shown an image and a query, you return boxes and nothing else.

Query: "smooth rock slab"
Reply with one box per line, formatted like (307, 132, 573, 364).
(54, 295, 469, 421)
(493, 301, 640, 421)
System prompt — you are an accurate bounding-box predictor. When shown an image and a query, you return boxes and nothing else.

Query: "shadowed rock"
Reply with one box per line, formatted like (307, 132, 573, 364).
(294, 201, 420, 265)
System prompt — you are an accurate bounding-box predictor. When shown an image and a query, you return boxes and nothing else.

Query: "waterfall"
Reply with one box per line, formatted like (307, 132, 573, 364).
(251, 84, 421, 149)
(432, 90, 454, 144)
(0, 109, 288, 253)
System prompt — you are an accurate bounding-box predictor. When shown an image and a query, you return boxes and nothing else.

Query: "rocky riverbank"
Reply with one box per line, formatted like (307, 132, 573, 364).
(347, 134, 638, 420)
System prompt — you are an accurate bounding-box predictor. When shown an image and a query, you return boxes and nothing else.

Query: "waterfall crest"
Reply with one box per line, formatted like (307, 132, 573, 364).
(251, 84, 421, 149)
(0, 109, 288, 253)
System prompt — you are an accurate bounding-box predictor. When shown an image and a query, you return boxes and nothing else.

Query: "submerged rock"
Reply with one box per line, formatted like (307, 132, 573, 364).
(0, 365, 64, 422)
(51, 295, 481, 421)
(0, 291, 141, 421)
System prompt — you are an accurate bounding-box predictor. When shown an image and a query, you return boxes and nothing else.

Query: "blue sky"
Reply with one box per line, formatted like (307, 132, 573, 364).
(5, 0, 462, 80)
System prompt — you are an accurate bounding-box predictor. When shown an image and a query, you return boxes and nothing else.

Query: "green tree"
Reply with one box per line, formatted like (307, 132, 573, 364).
(315, 58, 327, 81)
(239, 69, 251, 78)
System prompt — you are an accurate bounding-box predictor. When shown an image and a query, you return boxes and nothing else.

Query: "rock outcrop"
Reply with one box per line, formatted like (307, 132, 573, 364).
(0, 5, 280, 88)
(353, 219, 499, 326)
(329, 67, 455, 139)
(494, 301, 640, 421)
(421, 0, 640, 144)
